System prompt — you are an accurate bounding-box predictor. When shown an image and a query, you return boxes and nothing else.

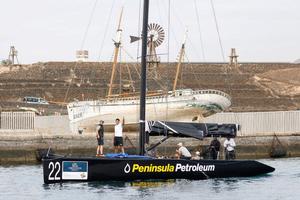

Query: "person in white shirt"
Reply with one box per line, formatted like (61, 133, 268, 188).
(114, 118, 125, 154)
(176, 142, 192, 160)
(224, 137, 236, 160)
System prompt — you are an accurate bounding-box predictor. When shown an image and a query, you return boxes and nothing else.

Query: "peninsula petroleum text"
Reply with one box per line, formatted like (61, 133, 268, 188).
(129, 163, 215, 173)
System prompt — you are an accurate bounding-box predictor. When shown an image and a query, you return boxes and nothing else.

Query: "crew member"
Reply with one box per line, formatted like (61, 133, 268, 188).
(192, 151, 201, 160)
(176, 142, 192, 160)
(224, 137, 236, 160)
(96, 120, 104, 156)
(114, 117, 125, 154)
(209, 136, 221, 160)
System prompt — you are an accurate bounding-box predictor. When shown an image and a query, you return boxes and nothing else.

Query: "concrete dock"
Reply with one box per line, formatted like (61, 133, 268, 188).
(1, 131, 299, 164)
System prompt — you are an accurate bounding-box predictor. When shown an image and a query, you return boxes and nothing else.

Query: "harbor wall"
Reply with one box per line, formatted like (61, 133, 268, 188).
(0, 132, 300, 165)
(1, 110, 300, 164)
(36, 110, 300, 136)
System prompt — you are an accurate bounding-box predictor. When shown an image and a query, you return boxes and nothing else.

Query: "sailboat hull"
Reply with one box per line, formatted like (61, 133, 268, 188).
(68, 89, 231, 133)
(42, 157, 274, 184)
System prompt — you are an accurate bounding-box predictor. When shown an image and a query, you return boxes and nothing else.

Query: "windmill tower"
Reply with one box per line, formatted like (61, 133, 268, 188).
(229, 48, 239, 67)
(130, 23, 165, 79)
(147, 23, 165, 79)
(8, 46, 19, 65)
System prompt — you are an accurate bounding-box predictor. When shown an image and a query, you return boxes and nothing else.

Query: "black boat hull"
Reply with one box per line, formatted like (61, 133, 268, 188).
(42, 157, 275, 184)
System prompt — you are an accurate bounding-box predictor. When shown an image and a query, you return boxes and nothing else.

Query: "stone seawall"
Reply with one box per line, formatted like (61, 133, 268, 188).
(1, 132, 299, 164)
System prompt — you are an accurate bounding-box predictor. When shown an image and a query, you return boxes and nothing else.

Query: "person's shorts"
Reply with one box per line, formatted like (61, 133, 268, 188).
(114, 137, 123, 146)
(97, 138, 104, 145)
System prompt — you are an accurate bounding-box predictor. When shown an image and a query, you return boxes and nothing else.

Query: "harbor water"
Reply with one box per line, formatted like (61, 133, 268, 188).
(0, 158, 299, 200)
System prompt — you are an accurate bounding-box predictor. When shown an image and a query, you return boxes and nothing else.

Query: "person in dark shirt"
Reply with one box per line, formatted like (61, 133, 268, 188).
(209, 136, 221, 160)
(96, 120, 104, 156)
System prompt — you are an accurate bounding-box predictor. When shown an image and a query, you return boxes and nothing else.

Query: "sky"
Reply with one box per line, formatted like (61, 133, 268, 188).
(0, 0, 299, 64)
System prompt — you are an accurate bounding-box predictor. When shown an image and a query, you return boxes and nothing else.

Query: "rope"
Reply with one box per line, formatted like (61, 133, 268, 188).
(210, 0, 226, 62)
(186, 34, 199, 62)
(97, 0, 116, 60)
(80, 0, 99, 49)
(136, 0, 142, 60)
(209, 0, 233, 115)
(193, 0, 206, 61)
(167, 0, 171, 64)
(120, 46, 141, 78)
(62, 0, 100, 107)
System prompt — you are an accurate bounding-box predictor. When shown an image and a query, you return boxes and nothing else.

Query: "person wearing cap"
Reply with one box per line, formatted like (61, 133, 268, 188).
(176, 142, 192, 160)
(96, 120, 104, 156)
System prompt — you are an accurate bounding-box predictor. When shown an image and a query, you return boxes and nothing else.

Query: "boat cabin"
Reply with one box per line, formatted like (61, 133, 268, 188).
(172, 89, 193, 97)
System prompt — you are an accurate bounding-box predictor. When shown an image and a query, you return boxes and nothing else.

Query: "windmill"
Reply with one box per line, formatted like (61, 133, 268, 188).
(130, 23, 165, 79)
(7, 46, 19, 65)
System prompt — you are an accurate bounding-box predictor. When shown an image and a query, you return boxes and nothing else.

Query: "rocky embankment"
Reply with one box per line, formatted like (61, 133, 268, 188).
(1, 62, 300, 114)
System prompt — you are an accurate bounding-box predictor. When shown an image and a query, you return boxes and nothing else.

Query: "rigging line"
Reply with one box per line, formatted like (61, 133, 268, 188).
(125, 63, 136, 92)
(121, 46, 136, 61)
(210, 0, 226, 62)
(98, 0, 116, 61)
(190, 64, 202, 89)
(209, 1, 231, 98)
(120, 47, 141, 78)
(167, 0, 171, 63)
(80, 0, 99, 49)
(186, 34, 200, 61)
(156, 0, 164, 27)
(162, 1, 183, 55)
(62, 0, 100, 105)
(119, 45, 122, 94)
(136, 0, 142, 60)
(193, 0, 206, 61)
(166, 0, 170, 124)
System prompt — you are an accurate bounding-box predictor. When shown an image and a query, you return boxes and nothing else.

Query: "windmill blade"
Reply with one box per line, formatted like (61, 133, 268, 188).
(147, 23, 165, 47)
(130, 35, 141, 43)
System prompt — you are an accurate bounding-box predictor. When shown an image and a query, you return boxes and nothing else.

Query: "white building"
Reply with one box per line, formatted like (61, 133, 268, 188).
(76, 50, 89, 62)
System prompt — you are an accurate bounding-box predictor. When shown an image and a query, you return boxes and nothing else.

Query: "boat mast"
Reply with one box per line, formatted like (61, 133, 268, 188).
(172, 31, 187, 93)
(107, 8, 124, 98)
(139, 0, 150, 156)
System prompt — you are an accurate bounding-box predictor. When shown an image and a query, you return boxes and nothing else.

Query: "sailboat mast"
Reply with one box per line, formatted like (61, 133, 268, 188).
(107, 8, 124, 98)
(173, 31, 187, 92)
(139, 0, 150, 156)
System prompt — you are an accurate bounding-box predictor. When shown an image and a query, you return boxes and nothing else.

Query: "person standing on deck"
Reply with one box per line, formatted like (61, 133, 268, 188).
(209, 136, 221, 160)
(114, 117, 125, 154)
(224, 137, 236, 160)
(96, 120, 104, 156)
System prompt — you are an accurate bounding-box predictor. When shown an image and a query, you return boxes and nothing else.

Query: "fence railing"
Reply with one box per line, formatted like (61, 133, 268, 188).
(0, 112, 35, 130)
(205, 110, 300, 136)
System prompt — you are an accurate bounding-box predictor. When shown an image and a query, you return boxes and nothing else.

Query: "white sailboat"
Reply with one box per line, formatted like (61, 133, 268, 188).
(67, 9, 231, 133)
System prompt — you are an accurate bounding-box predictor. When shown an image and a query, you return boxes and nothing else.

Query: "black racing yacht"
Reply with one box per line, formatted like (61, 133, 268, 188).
(42, 0, 274, 184)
